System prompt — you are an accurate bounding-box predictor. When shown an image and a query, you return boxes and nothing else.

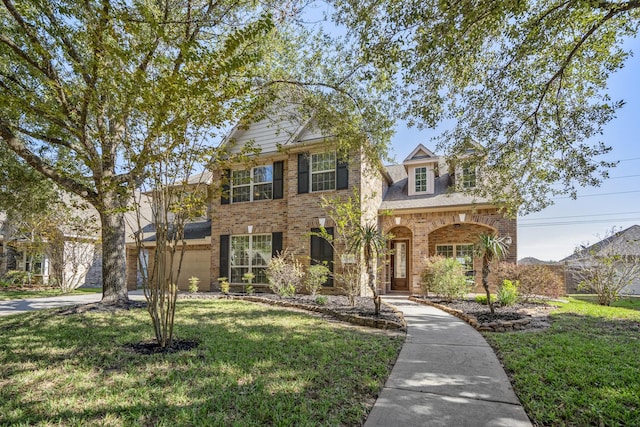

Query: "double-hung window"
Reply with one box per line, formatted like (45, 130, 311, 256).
(231, 166, 273, 203)
(461, 166, 477, 189)
(229, 234, 272, 283)
(414, 166, 428, 193)
(311, 152, 336, 192)
(436, 243, 475, 275)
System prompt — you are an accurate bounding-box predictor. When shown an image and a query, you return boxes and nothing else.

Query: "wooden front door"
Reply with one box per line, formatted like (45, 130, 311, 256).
(391, 240, 408, 291)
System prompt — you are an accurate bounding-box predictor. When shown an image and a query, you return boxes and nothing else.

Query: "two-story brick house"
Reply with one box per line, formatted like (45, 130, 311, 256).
(208, 114, 516, 295)
(126, 114, 517, 294)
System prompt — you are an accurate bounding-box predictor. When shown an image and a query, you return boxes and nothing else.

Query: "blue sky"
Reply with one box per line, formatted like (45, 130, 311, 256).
(389, 37, 640, 261)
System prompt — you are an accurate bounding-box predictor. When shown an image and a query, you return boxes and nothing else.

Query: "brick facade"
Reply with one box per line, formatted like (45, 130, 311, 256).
(381, 208, 517, 294)
(210, 146, 369, 294)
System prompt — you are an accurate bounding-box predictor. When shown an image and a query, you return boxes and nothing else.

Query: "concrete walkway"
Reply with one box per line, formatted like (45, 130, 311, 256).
(365, 296, 531, 427)
(0, 290, 145, 316)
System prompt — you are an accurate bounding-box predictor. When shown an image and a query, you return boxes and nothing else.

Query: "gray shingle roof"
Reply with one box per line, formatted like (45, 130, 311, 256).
(561, 225, 640, 261)
(381, 167, 489, 211)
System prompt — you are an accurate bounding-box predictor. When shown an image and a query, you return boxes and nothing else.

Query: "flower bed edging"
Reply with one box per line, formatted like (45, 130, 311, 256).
(409, 296, 531, 332)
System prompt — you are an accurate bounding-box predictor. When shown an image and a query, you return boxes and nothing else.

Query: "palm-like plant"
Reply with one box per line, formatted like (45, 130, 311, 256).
(351, 223, 388, 315)
(475, 233, 510, 314)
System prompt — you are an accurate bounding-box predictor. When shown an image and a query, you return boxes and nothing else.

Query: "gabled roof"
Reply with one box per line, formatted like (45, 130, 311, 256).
(403, 144, 439, 164)
(562, 225, 640, 261)
(221, 104, 329, 155)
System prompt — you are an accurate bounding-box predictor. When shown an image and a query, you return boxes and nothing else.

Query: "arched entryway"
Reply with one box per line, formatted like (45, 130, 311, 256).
(388, 226, 412, 292)
(427, 222, 496, 291)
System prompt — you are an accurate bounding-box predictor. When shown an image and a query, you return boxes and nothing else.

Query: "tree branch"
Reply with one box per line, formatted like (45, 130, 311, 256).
(0, 120, 98, 202)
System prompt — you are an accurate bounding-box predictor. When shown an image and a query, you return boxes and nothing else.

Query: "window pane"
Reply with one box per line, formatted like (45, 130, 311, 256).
(415, 167, 427, 192)
(312, 171, 336, 192)
(253, 183, 272, 200)
(232, 170, 251, 185)
(436, 245, 453, 258)
(462, 166, 476, 189)
(251, 235, 272, 267)
(231, 267, 248, 283)
(311, 152, 335, 172)
(232, 185, 250, 203)
(231, 236, 250, 266)
(253, 166, 273, 183)
(253, 267, 268, 284)
(456, 244, 475, 271)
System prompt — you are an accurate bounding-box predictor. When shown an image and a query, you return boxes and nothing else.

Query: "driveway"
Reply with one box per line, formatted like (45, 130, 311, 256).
(0, 291, 145, 317)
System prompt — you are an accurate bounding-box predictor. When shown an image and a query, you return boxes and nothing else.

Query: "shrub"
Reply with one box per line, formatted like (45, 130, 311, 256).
(218, 277, 230, 294)
(304, 264, 330, 296)
(266, 250, 303, 297)
(5, 270, 30, 286)
(245, 284, 255, 295)
(188, 276, 200, 293)
(475, 294, 496, 305)
(315, 295, 328, 305)
(497, 279, 519, 306)
(495, 262, 564, 301)
(421, 256, 472, 301)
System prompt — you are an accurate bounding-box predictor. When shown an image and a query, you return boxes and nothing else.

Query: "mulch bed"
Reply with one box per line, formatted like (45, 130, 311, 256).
(413, 296, 557, 331)
(125, 339, 200, 355)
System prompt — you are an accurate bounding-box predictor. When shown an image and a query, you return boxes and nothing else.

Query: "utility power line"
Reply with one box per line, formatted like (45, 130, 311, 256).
(519, 218, 640, 228)
(519, 211, 640, 222)
(553, 190, 640, 200)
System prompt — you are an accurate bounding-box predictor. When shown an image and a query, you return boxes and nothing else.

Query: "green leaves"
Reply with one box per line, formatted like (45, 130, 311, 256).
(333, 0, 640, 214)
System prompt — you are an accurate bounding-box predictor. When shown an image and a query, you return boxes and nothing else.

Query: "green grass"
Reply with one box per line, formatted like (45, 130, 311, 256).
(0, 299, 403, 426)
(0, 287, 102, 300)
(485, 297, 640, 426)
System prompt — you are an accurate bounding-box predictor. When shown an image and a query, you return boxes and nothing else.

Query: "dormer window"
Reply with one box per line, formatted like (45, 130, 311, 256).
(461, 166, 477, 189)
(415, 167, 428, 193)
(407, 164, 435, 196)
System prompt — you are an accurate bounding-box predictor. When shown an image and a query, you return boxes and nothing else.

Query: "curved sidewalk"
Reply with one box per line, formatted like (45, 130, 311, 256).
(366, 296, 531, 427)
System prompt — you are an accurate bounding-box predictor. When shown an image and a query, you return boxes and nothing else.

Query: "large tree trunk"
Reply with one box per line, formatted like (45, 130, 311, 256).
(100, 205, 129, 304)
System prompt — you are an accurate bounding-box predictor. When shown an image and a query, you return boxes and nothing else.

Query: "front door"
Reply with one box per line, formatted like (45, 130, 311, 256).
(391, 240, 408, 291)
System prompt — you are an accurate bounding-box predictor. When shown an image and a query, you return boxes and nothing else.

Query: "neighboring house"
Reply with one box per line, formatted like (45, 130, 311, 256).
(125, 173, 213, 290)
(125, 114, 517, 294)
(562, 225, 640, 295)
(0, 195, 102, 288)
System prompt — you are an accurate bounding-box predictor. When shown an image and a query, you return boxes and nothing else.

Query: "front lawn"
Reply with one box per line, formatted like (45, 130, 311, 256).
(486, 297, 640, 426)
(0, 287, 102, 301)
(0, 299, 403, 426)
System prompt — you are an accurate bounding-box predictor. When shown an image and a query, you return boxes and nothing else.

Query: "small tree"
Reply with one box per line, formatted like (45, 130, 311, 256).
(475, 233, 510, 314)
(571, 229, 640, 305)
(351, 223, 389, 316)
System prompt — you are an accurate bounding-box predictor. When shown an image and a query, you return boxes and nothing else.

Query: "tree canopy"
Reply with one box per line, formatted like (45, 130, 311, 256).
(333, 0, 640, 214)
(0, 0, 392, 302)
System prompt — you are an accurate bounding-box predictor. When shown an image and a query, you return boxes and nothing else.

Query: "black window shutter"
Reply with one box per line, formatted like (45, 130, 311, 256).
(273, 161, 284, 199)
(219, 234, 230, 280)
(336, 159, 349, 190)
(310, 227, 334, 286)
(221, 169, 231, 205)
(298, 153, 309, 194)
(271, 232, 283, 257)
